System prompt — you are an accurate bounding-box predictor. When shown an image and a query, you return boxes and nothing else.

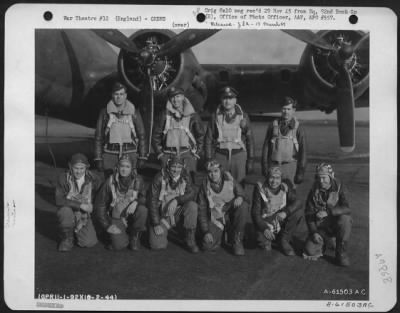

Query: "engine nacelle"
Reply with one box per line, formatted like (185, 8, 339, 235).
(117, 29, 208, 112)
(299, 30, 369, 113)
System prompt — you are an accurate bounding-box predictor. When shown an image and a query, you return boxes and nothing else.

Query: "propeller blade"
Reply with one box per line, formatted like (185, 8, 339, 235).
(353, 32, 369, 62)
(336, 65, 355, 152)
(92, 29, 139, 53)
(157, 29, 220, 58)
(141, 68, 154, 156)
(282, 30, 335, 51)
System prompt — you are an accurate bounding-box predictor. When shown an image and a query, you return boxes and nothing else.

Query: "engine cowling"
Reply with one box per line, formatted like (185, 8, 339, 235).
(117, 29, 208, 112)
(299, 30, 369, 113)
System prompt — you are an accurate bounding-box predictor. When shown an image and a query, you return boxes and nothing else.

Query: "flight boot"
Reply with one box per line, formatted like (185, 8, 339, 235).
(58, 228, 74, 252)
(129, 231, 142, 251)
(232, 232, 245, 256)
(280, 238, 296, 256)
(185, 229, 199, 254)
(336, 240, 351, 267)
(261, 239, 272, 252)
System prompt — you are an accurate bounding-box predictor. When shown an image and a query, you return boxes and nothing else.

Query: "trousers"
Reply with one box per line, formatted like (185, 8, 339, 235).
(216, 149, 247, 184)
(149, 200, 198, 249)
(202, 201, 249, 251)
(304, 214, 352, 256)
(256, 208, 303, 247)
(57, 206, 97, 248)
(108, 204, 148, 250)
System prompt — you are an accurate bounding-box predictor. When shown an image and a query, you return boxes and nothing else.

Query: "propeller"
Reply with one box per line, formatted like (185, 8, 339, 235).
(92, 29, 219, 155)
(92, 29, 139, 53)
(282, 30, 335, 51)
(156, 29, 220, 58)
(284, 30, 369, 152)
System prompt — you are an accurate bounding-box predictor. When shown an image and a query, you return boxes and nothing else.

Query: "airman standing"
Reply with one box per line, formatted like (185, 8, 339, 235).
(152, 87, 205, 182)
(262, 96, 306, 186)
(94, 82, 148, 177)
(205, 86, 255, 184)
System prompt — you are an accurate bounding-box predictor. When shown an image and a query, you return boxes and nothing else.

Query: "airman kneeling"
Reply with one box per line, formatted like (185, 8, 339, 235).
(198, 159, 249, 256)
(251, 166, 303, 256)
(95, 154, 148, 251)
(148, 156, 200, 253)
(303, 163, 352, 266)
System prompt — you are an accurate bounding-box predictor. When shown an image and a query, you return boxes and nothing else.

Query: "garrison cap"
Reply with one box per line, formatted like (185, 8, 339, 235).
(220, 86, 238, 98)
(168, 86, 184, 98)
(69, 153, 89, 166)
(282, 96, 297, 108)
(112, 82, 127, 93)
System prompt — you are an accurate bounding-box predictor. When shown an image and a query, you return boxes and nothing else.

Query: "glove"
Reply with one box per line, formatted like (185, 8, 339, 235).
(233, 197, 243, 209)
(263, 229, 275, 241)
(204, 232, 214, 244)
(275, 211, 287, 222)
(312, 232, 323, 244)
(137, 158, 146, 169)
(316, 210, 328, 220)
(246, 159, 254, 174)
(294, 172, 304, 184)
(95, 159, 104, 172)
(107, 224, 122, 235)
(80, 203, 93, 213)
(154, 225, 164, 236)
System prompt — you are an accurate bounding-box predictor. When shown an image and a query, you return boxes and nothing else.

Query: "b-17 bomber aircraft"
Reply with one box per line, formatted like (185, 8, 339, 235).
(35, 28, 369, 153)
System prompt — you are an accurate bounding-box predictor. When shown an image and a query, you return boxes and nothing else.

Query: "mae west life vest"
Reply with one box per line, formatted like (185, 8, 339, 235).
(66, 172, 92, 204)
(109, 175, 138, 219)
(312, 183, 341, 213)
(216, 106, 246, 151)
(207, 175, 235, 230)
(270, 118, 299, 163)
(158, 171, 187, 228)
(105, 101, 138, 145)
(257, 182, 288, 233)
(163, 99, 197, 152)
(257, 182, 288, 218)
(158, 172, 187, 211)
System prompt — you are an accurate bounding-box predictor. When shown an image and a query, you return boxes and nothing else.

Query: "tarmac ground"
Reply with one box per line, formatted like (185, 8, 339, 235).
(34, 118, 369, 300)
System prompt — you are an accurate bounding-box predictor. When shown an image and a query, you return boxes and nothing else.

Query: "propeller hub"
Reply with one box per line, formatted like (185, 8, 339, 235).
(338, 43, 354, 61)
(139, 50, 155, 66)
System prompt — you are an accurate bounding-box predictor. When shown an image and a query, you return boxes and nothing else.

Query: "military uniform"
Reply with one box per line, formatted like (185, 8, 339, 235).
(152, 87, 205, 179)
(251, 167, 302, 255)
(55, 153, 100, 251)
(261, 97, 306, 185)
(198, 161, 248, 255)
(303, 163, 352, 266)
(95, 155, 148, 251)
(94, 83, 147, 176)
(205, 87, 255, 184)
(148, 156, 199, 253)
